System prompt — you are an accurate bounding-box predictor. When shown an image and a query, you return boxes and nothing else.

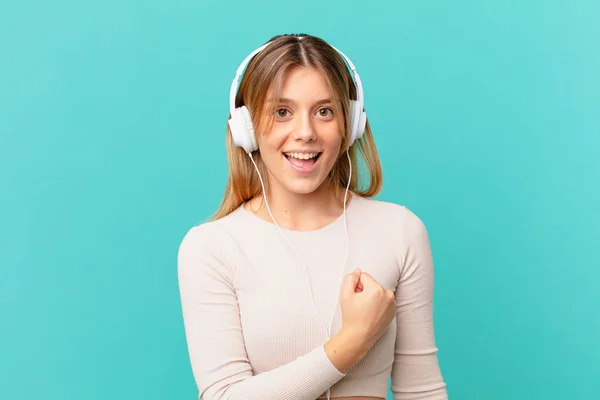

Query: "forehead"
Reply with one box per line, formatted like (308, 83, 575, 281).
(268, 65, 332, 102)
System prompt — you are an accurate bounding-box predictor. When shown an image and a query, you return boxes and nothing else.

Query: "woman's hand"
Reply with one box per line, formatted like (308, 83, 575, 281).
(339, 268, 396, 347)
(323, 268, 396, 373)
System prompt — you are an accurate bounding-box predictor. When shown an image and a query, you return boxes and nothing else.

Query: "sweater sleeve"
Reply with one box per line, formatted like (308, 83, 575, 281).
(390, 207, 448, 399)
(177, 224, 346, 400)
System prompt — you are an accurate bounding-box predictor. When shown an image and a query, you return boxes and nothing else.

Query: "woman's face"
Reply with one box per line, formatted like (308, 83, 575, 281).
(256, 66, 343, 198)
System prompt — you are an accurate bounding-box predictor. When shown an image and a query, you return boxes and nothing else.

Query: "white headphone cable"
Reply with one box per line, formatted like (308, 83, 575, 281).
(246, 149, 352, 400)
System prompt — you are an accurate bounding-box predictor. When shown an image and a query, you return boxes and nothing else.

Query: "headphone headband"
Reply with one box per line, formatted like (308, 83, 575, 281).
(229, 42, 270, 115)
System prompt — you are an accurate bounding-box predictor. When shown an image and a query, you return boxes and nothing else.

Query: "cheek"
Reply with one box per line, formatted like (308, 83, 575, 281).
(325, 132, 344, 153)
(259, 123, 290, 149)
(321, 139, 343, 166)
(323, 120, 343, 146)
(258, 135, 284, 158)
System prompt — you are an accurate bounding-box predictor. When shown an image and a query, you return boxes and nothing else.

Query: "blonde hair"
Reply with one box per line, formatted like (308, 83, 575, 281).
(212, 33, 382, 220)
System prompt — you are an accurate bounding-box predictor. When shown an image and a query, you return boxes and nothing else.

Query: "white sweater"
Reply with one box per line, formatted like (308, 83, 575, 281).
(177, 195, 447, 399)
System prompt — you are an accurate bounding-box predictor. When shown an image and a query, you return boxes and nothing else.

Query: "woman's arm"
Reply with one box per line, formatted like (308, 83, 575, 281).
(177, 225, 364, 400)
(390, 207, 448, 399)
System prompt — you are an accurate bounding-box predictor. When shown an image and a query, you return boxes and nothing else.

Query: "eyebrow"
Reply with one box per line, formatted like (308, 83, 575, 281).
(271, 97, 333, 106)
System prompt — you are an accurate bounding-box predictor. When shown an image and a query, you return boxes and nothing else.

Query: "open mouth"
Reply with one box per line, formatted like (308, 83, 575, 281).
(283, 151, 322, 172)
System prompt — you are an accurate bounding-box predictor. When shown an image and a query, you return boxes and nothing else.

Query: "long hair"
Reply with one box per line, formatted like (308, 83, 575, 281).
(212, 33, 382, 220)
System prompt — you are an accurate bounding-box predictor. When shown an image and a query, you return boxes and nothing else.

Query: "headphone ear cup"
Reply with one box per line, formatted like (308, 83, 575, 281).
(240, 106, 258, 151)
(348, 100, 366, 147)
(228, 106, 257, 153)
(356, 109, 367, 142)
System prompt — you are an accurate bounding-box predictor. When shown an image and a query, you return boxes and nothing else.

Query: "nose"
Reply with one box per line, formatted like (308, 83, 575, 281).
(292, 112, 316, 142)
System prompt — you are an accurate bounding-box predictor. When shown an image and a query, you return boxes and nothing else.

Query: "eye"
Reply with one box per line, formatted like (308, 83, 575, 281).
(317, 108, 334, 118)
(274, 108, 290, 118)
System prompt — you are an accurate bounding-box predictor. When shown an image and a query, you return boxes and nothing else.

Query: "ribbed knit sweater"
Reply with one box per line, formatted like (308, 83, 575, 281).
(177, 194, 447, 399)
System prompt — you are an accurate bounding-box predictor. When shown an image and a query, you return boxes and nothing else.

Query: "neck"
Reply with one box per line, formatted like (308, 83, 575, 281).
(247, 181, 348, 232)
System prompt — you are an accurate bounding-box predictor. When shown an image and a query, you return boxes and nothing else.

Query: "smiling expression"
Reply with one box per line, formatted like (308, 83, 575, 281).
(256, 65, 344, 197)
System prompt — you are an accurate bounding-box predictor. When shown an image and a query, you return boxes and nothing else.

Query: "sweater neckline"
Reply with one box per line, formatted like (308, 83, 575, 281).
(236, 193, 357, 236)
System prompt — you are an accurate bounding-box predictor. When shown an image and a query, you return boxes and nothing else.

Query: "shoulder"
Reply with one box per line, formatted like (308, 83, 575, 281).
(179, 220, 219, 251)
(177, 217, 238, 285)
(352, 195, 427, 233)
(179, 207, 244, 250)
(177, 206, 249, 270)
(352, 196, 433, 275)
(177, 220, 223, 270)
(177, 209, 238, 261)
(352, 196, 431, 263)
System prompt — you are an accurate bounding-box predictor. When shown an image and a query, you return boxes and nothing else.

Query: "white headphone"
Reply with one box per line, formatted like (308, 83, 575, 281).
(228, 39, 367, 153)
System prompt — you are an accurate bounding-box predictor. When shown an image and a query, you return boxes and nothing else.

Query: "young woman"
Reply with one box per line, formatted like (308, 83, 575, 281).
(178, 33, 448, 400)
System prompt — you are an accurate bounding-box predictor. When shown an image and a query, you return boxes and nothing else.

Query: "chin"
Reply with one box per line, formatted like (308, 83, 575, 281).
(283, 181, 323, 195)
(277, 173, 334, 195)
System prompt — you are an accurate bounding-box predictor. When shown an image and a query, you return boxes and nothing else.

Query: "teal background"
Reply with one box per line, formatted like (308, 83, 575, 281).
(1, 0, 599, 399)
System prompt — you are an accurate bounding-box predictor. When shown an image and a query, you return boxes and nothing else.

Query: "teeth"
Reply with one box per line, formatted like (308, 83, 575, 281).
(285, 152, 319, 160)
